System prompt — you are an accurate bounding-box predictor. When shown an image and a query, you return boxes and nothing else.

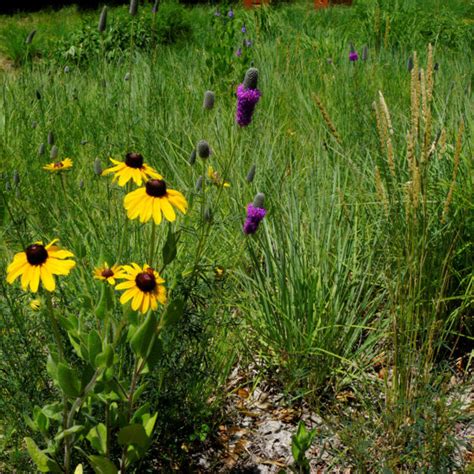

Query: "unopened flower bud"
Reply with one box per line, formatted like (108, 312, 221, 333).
(203, 90, 215, 110)
(35, 90, 42, 100)
(246, 164, 256, 183)
(64, 66, 70, 73)
(13, 170, 20, 186)
(197, 140, 210, 159)
(50, 145, 58, 159)
(94, 157, 103, 176)
(253, 192, 265, 209)
(204, 207, 213, 222)
(189, 149, 197, 165)
(98, 6, 107, 33)
(124, 72, 131, 81)
(38, 143, 45, 155)
(362, 45, 368, 61)
(407, 56, 414, 72)
(79, 179, 85, 190)
(31, 120, 37, 129)
(47, 131, 54, 146)
(195, 176, 203, 192)
(129, 0, 138, 16)
(25, 30, 36, 45)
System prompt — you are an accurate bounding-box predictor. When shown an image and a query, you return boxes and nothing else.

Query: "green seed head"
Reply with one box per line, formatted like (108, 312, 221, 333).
(253, 192, 265, 209)
(243, 68, 259, 90)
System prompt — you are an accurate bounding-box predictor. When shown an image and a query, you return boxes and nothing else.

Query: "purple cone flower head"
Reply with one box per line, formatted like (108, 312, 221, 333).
(236, 68, 261, 127)
(349, 43, 358, 62)
(243, 193, 266, 235)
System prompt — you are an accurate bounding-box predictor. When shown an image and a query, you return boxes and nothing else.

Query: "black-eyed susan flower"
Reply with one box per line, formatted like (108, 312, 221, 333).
(124, 179, 188, 224)
(93, 263, 124, 285)
(102, 152, 162, 187)
(43, 158, 73, 173)
(208, 166, 230, 188)
(115, 264, 166, 314)
(6, 239, 76, 293)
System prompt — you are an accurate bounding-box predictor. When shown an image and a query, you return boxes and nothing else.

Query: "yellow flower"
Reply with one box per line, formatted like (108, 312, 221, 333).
(102, 153, 162, 187)
(93, 263, 125, 285)
(30, 299, 41, 311)
(115, 263, 166, 314)
(6, 239, 76, 293)
(124, 179, 188, 224)
(208, 166, 230, 188)
(43, 158, 73, 172)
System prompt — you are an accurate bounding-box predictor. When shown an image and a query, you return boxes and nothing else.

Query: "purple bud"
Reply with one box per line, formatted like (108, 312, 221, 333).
(228, 9, 234, 18)
(243, 197, 266, 235)
(235, 48, 242, 57)
(245, 39, 252, 48)
(241, 24, 247, 33)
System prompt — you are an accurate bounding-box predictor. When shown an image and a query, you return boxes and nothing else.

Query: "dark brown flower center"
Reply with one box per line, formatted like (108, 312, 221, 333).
(53, 162, 64, 168)
(125, 152, 144, 169)
(101, 268, 114, 278)
(135, 271, 156, 292)
(146, 179, 167, 197)
(26, 244, 48, 266)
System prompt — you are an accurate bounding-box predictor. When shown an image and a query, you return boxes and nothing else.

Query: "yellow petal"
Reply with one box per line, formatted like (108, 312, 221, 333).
(160, 198, 176, 222)
(21, 264, 32, 291)
(30, 266, 41, 293)
(46, 258, 76, 275)
(47, 249, 75, 259)
(131, 169, 144, 186)
(139, 197, 154, 223)
(131, 290, 144, 312)
(40, 265, 56, 292)
(167, 192, 188, 214)
(157, 285, 167, 305)
(142, 293, 150, 314)
(120, 288, 137, 305)
(150, 295, 158, 311)
(115, 280, 136, 290)
(152, 199, 162, 225)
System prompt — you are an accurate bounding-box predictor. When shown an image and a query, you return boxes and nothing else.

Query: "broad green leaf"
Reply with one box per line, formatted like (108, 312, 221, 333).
(86, 423, 107, 455)
(117, 424, 148, 448)
(24, 437, 61, 473)
(88, 330, 103, 366)
(162, 228, 178, 266)
(95, 344, 114, 369)
(88, 455, 118, 474)
(143, 412, 158, 438)
(55, 425, 84, 442)
(57, 363, 81, 397)
(146, 337, 163, 370)
(130, 312, 157, 358)
(162, 297, 185, 328)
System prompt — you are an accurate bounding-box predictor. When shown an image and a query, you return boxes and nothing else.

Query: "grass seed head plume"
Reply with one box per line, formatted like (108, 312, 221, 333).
(313, 94, 341, 145)
(25, 30, 36, 45)
(203, 90, 215, 110)
(98, 6, 107, 33)
(197, 140, 210, 159)
(246, 164, 256, 183)
(243, 67, 259, 90)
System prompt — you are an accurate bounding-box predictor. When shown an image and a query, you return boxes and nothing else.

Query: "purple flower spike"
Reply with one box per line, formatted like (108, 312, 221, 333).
(236, 84, 261, 127)
(243, 203, 266, 235)
(235, 48, 242, 57)
(242, 24, 247, 33)
(245, 39, 252, 47)
(349, 51, 359, 62)
(228, 9, 234, 18)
